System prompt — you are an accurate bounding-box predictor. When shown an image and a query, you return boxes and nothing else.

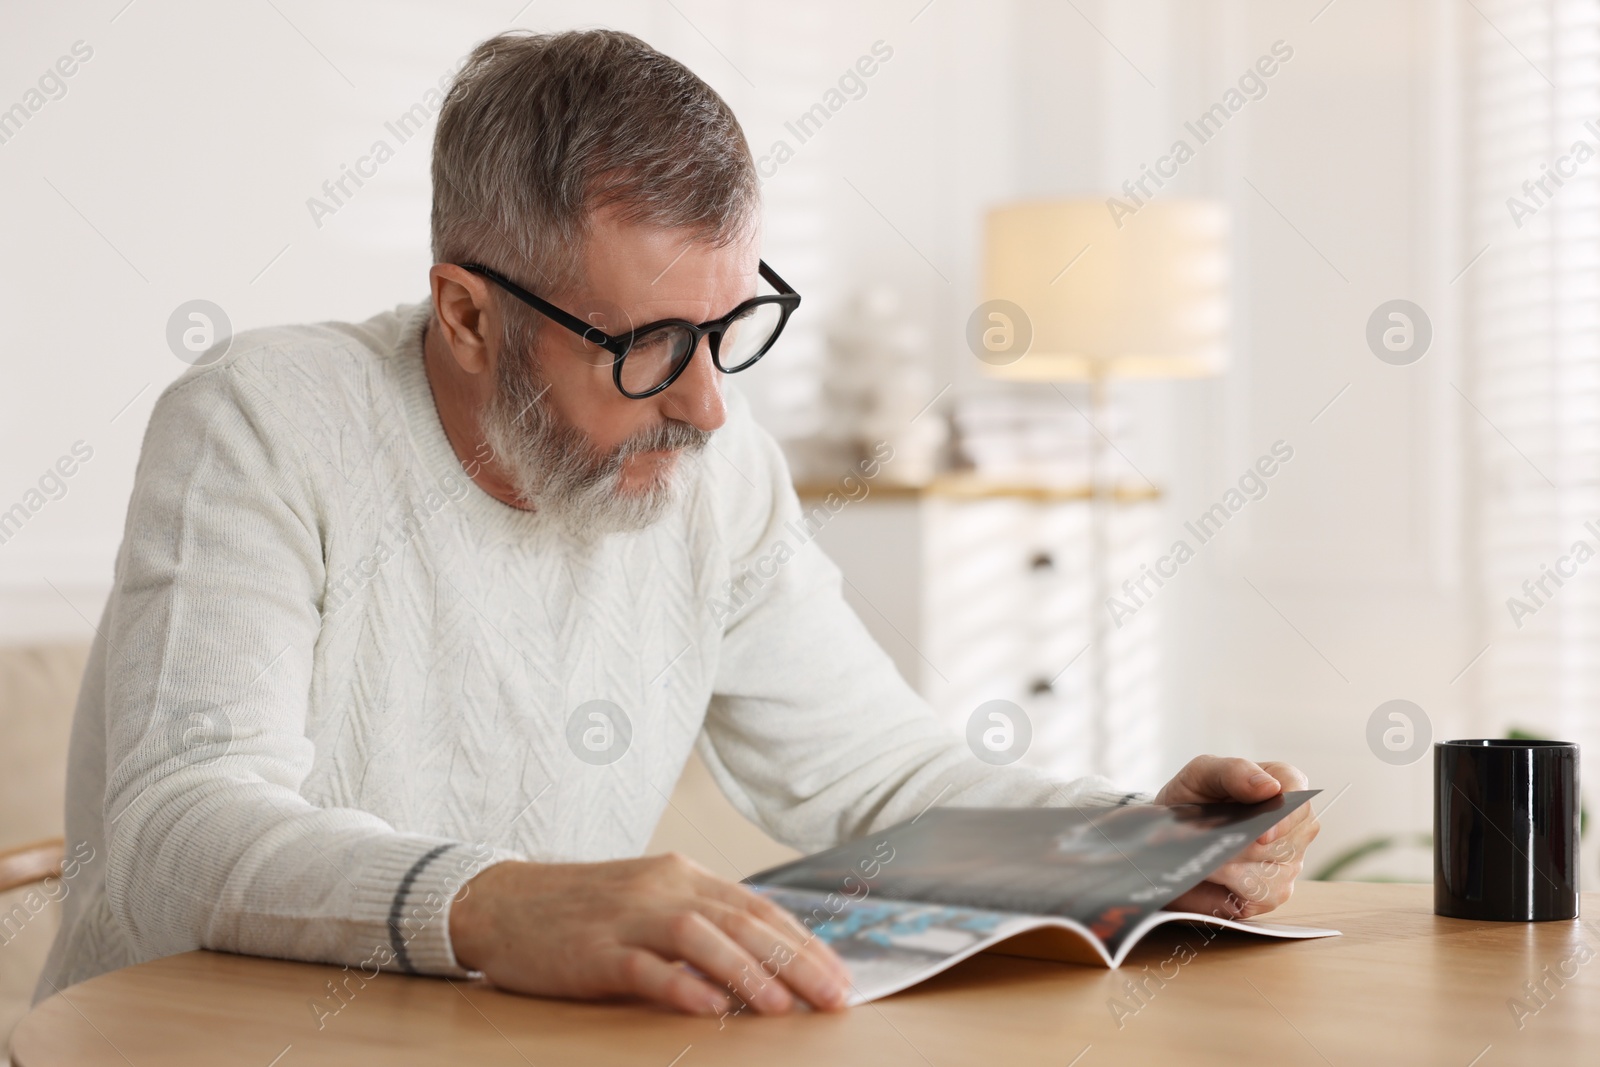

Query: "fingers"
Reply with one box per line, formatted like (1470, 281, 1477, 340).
(1224, 860, 1299, 917)
(1171, 875, 1294, 920)
(1166, 755, 1281, 804)
(1255, 769, 1318, 845)
(1241, 814, 1317, 859)
(1167, 879, 1245, 918)
(640, 909, 799, 1014)
(1169, 867, 1283, 920)
(699, 877, 854, 995)
(709, 903, 850, 1011)
(1257, 800, 1313, 845)
(624, 857, 852, 1015)
(470, 855, 857, 1018)
(704, 880, 841, 963)
(1173, 792, 1320, 920)
(603, 946, 733, 1017)
(742, 892, 854, 989)
(1205, 835, 1312, 917)
(1260, 761, 1310, 791)
(636, 904, 849, 1015)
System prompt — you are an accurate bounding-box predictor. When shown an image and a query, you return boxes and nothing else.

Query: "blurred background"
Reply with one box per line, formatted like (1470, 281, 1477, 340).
(2, 0, 1596, 1032)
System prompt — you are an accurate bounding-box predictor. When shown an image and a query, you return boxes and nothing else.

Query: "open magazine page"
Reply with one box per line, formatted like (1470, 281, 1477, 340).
(750, 790, 1319, 958)
(752, 886, 1042, 1005)
(753, 886, 1339, 1005)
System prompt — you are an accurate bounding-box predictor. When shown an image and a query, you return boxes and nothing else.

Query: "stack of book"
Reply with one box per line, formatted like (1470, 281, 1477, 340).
(952, 388, 1125, 485)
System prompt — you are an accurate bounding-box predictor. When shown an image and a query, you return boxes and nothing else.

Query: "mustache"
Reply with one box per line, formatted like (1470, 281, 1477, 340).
(613, 418, 713, 459)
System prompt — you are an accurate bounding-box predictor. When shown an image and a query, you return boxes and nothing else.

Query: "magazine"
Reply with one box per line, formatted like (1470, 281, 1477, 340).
(745, 790, 1339, 1005)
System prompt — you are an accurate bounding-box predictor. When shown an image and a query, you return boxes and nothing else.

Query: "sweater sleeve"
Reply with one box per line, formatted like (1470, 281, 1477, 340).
(699, 400, 1151, 855)
(100, 353, 518, 978)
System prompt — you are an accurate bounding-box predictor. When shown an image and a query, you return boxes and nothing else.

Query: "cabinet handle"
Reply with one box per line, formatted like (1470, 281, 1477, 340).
(1028, 551, 1054, 571)
(1029, 677, 1053, 696)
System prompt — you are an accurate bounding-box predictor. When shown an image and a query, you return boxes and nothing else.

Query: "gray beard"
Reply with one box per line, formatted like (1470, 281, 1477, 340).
(477, 327, 711, 539)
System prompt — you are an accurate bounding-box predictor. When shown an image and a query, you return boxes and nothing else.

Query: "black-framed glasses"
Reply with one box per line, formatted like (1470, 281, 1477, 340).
(458, 260, 802, 399)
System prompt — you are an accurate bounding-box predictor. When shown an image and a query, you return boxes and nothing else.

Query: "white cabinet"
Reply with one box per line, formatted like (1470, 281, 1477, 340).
(799, 481, 1162, 786)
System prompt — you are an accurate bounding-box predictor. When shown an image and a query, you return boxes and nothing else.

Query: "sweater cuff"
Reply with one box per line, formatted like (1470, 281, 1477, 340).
(352, 838, 524, 979)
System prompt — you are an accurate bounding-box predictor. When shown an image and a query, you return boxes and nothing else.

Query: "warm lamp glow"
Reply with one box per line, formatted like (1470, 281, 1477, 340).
(980, 199, 1230, 380)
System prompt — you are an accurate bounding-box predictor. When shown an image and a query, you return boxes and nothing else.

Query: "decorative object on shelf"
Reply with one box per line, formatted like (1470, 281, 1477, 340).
(821, 286, 947, 486)
(952, 387, 1116, 488)
(978, 198, 1230, 777)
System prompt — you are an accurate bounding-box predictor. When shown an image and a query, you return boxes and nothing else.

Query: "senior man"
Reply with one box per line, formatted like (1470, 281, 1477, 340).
(37, 29, 1317, 1017)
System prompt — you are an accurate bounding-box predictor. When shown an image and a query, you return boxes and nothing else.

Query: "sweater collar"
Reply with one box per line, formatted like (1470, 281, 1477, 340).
(391, 299, 553, 540)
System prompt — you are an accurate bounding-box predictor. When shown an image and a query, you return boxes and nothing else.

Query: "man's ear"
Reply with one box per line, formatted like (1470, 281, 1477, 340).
(430, 264, 497, 375)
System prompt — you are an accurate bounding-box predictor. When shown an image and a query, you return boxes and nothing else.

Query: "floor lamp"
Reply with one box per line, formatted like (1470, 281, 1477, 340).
(979, 199, 1230, 779)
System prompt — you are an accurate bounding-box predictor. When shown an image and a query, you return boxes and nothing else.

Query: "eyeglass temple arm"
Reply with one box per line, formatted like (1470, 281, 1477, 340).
(458, 263, 628, 351)
(758, 260, 799, 302)
(463, 260, 798, 344)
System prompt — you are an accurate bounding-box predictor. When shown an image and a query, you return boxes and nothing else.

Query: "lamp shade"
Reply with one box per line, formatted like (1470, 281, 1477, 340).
(979, 199, 1230, 380)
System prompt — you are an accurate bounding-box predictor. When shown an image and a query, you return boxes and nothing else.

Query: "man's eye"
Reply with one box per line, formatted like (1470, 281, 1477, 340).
(632, 332, 673, 354)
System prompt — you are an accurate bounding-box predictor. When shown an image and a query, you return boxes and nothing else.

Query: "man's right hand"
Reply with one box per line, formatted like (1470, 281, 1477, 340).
(447, 854, 853, 1016)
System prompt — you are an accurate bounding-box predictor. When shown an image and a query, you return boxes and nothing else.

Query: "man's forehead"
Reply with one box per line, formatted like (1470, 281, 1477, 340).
(582, 209, 759, 284)
(573, 223, 760, 322)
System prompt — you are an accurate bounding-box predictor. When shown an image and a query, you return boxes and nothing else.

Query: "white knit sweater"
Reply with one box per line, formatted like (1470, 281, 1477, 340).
(35, 299, 1138, 1001)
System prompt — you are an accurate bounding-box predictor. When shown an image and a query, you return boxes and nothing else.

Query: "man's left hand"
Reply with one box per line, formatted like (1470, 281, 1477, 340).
(1153, 756, 1320, 919)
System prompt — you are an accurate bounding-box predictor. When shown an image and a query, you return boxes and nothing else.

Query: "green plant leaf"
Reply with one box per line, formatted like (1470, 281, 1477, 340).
(1309, 833, 1431, 881)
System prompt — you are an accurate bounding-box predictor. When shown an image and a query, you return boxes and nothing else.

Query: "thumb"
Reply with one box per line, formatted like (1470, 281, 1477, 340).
(1181, 756, 1283, 803)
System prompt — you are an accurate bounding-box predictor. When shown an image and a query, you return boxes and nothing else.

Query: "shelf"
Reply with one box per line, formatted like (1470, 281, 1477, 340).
(793, 473, 1162, 503)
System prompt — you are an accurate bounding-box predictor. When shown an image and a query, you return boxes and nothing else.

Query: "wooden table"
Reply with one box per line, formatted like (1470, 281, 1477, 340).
(12, 883, 1598, 1066)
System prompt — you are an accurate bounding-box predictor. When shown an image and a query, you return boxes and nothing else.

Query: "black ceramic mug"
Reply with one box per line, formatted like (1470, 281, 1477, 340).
(1434, 739, 1580, 921)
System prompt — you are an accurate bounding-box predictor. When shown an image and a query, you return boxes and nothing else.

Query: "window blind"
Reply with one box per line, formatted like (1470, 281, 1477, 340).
(1469, 0, 1600, 763)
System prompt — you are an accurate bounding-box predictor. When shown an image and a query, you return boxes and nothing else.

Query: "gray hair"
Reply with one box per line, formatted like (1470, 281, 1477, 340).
(431, 29, 759, 300)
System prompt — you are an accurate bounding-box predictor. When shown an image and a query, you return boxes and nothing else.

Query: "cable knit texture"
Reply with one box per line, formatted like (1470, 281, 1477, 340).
(35, 300, 1140, 1002)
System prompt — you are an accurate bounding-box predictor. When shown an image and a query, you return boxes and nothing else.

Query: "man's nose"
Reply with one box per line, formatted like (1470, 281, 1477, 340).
(659, 335, 726, 433)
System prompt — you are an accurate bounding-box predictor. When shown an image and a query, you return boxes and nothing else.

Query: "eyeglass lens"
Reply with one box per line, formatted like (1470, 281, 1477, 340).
(615, 301, 786, 395)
